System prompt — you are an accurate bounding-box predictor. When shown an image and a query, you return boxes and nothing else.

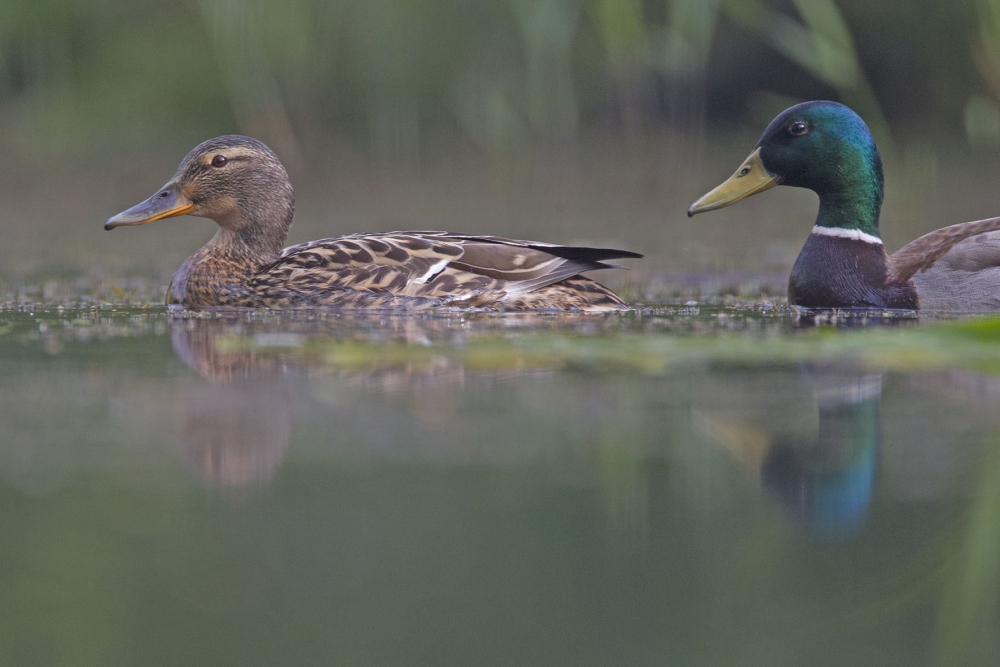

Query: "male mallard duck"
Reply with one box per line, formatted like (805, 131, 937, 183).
(105, 135, 641, 310)
(687, 101, 1000, 311)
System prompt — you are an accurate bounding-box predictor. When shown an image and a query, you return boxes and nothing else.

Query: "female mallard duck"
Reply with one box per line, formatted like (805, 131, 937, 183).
(687, 101, 1000, 311)
(105, 135, 641, 310)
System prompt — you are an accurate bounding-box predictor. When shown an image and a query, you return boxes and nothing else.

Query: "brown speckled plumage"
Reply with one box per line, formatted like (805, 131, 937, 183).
(107, 136, 641, 311)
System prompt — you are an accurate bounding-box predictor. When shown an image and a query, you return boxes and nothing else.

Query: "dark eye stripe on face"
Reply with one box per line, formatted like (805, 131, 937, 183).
(190, 155, 249, 171)
(206, 154, 251, 165)
(179, 152, 258, 180)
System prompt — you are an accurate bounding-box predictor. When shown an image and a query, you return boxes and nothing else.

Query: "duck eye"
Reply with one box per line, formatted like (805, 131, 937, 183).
(788, 121, 808, 136)
(211, 155, 228, 167)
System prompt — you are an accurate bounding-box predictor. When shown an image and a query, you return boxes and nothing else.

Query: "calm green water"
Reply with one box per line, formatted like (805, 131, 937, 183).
(2, 306, 1000, 666)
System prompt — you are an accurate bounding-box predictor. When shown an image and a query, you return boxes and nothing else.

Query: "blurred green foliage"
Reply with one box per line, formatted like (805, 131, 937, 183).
(0, 0, 994, 160)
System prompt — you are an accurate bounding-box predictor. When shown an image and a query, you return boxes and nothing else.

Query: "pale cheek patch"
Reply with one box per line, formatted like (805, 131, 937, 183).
(200, 196, 243, 227)
(811, 225, 883, 246)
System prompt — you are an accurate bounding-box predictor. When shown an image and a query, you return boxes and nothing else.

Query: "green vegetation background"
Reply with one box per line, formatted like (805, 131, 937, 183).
(6, 0, 1000, 287)
(2, 0, 997, 160)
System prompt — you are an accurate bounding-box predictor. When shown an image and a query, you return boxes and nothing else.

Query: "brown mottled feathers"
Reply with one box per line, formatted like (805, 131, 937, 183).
(106, 136, 640, 311)
(250, 232, 640, 311)
(888, 215, 1000, 284)
(500, 276, 630, 310)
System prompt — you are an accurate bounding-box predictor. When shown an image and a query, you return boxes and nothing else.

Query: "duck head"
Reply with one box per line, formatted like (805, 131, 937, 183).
(104, 135, 295, 257)
(688, 101, 884, 237)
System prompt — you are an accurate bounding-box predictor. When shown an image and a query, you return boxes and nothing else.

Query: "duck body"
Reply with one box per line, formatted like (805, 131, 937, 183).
(688, 101, 1000, 312)
(167, 230, 638, 310)
(909, 231, 1000, 311)
(106, 136, 640, 311)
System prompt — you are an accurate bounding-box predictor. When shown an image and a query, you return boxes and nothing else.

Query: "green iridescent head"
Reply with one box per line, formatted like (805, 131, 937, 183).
(688, 101, 884, 237)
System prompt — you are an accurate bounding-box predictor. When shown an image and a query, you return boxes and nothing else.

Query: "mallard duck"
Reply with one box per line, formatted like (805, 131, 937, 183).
(687, 101, 1000, 311)
(104, 135, 641, 310)
(697, 368, 880, 535)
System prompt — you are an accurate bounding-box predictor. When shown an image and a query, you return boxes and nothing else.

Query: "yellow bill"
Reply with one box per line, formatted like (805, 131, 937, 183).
(687, 147, 779, 217)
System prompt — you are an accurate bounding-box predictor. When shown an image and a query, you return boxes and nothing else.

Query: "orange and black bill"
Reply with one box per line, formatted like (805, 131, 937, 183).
(104, 184, 195, 230)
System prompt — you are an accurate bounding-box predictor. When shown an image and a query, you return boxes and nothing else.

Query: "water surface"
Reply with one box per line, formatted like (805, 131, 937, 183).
(1, 306, 999, 666)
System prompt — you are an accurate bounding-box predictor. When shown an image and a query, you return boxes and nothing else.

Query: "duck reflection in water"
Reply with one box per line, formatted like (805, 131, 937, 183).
(761, 369, 880, 537)
(171, 322, 292, 487)
(168, 314, 485, 485)
(167, 313, 608, 486)
(697, 367, 881, 538)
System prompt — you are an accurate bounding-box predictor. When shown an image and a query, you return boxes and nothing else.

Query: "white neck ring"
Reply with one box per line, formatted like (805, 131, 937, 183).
(810, 225, 883, 246)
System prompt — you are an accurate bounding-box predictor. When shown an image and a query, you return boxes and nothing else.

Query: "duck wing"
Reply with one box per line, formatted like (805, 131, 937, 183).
(888, 216, 1000, 284)
(252, 231, 641, 308)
